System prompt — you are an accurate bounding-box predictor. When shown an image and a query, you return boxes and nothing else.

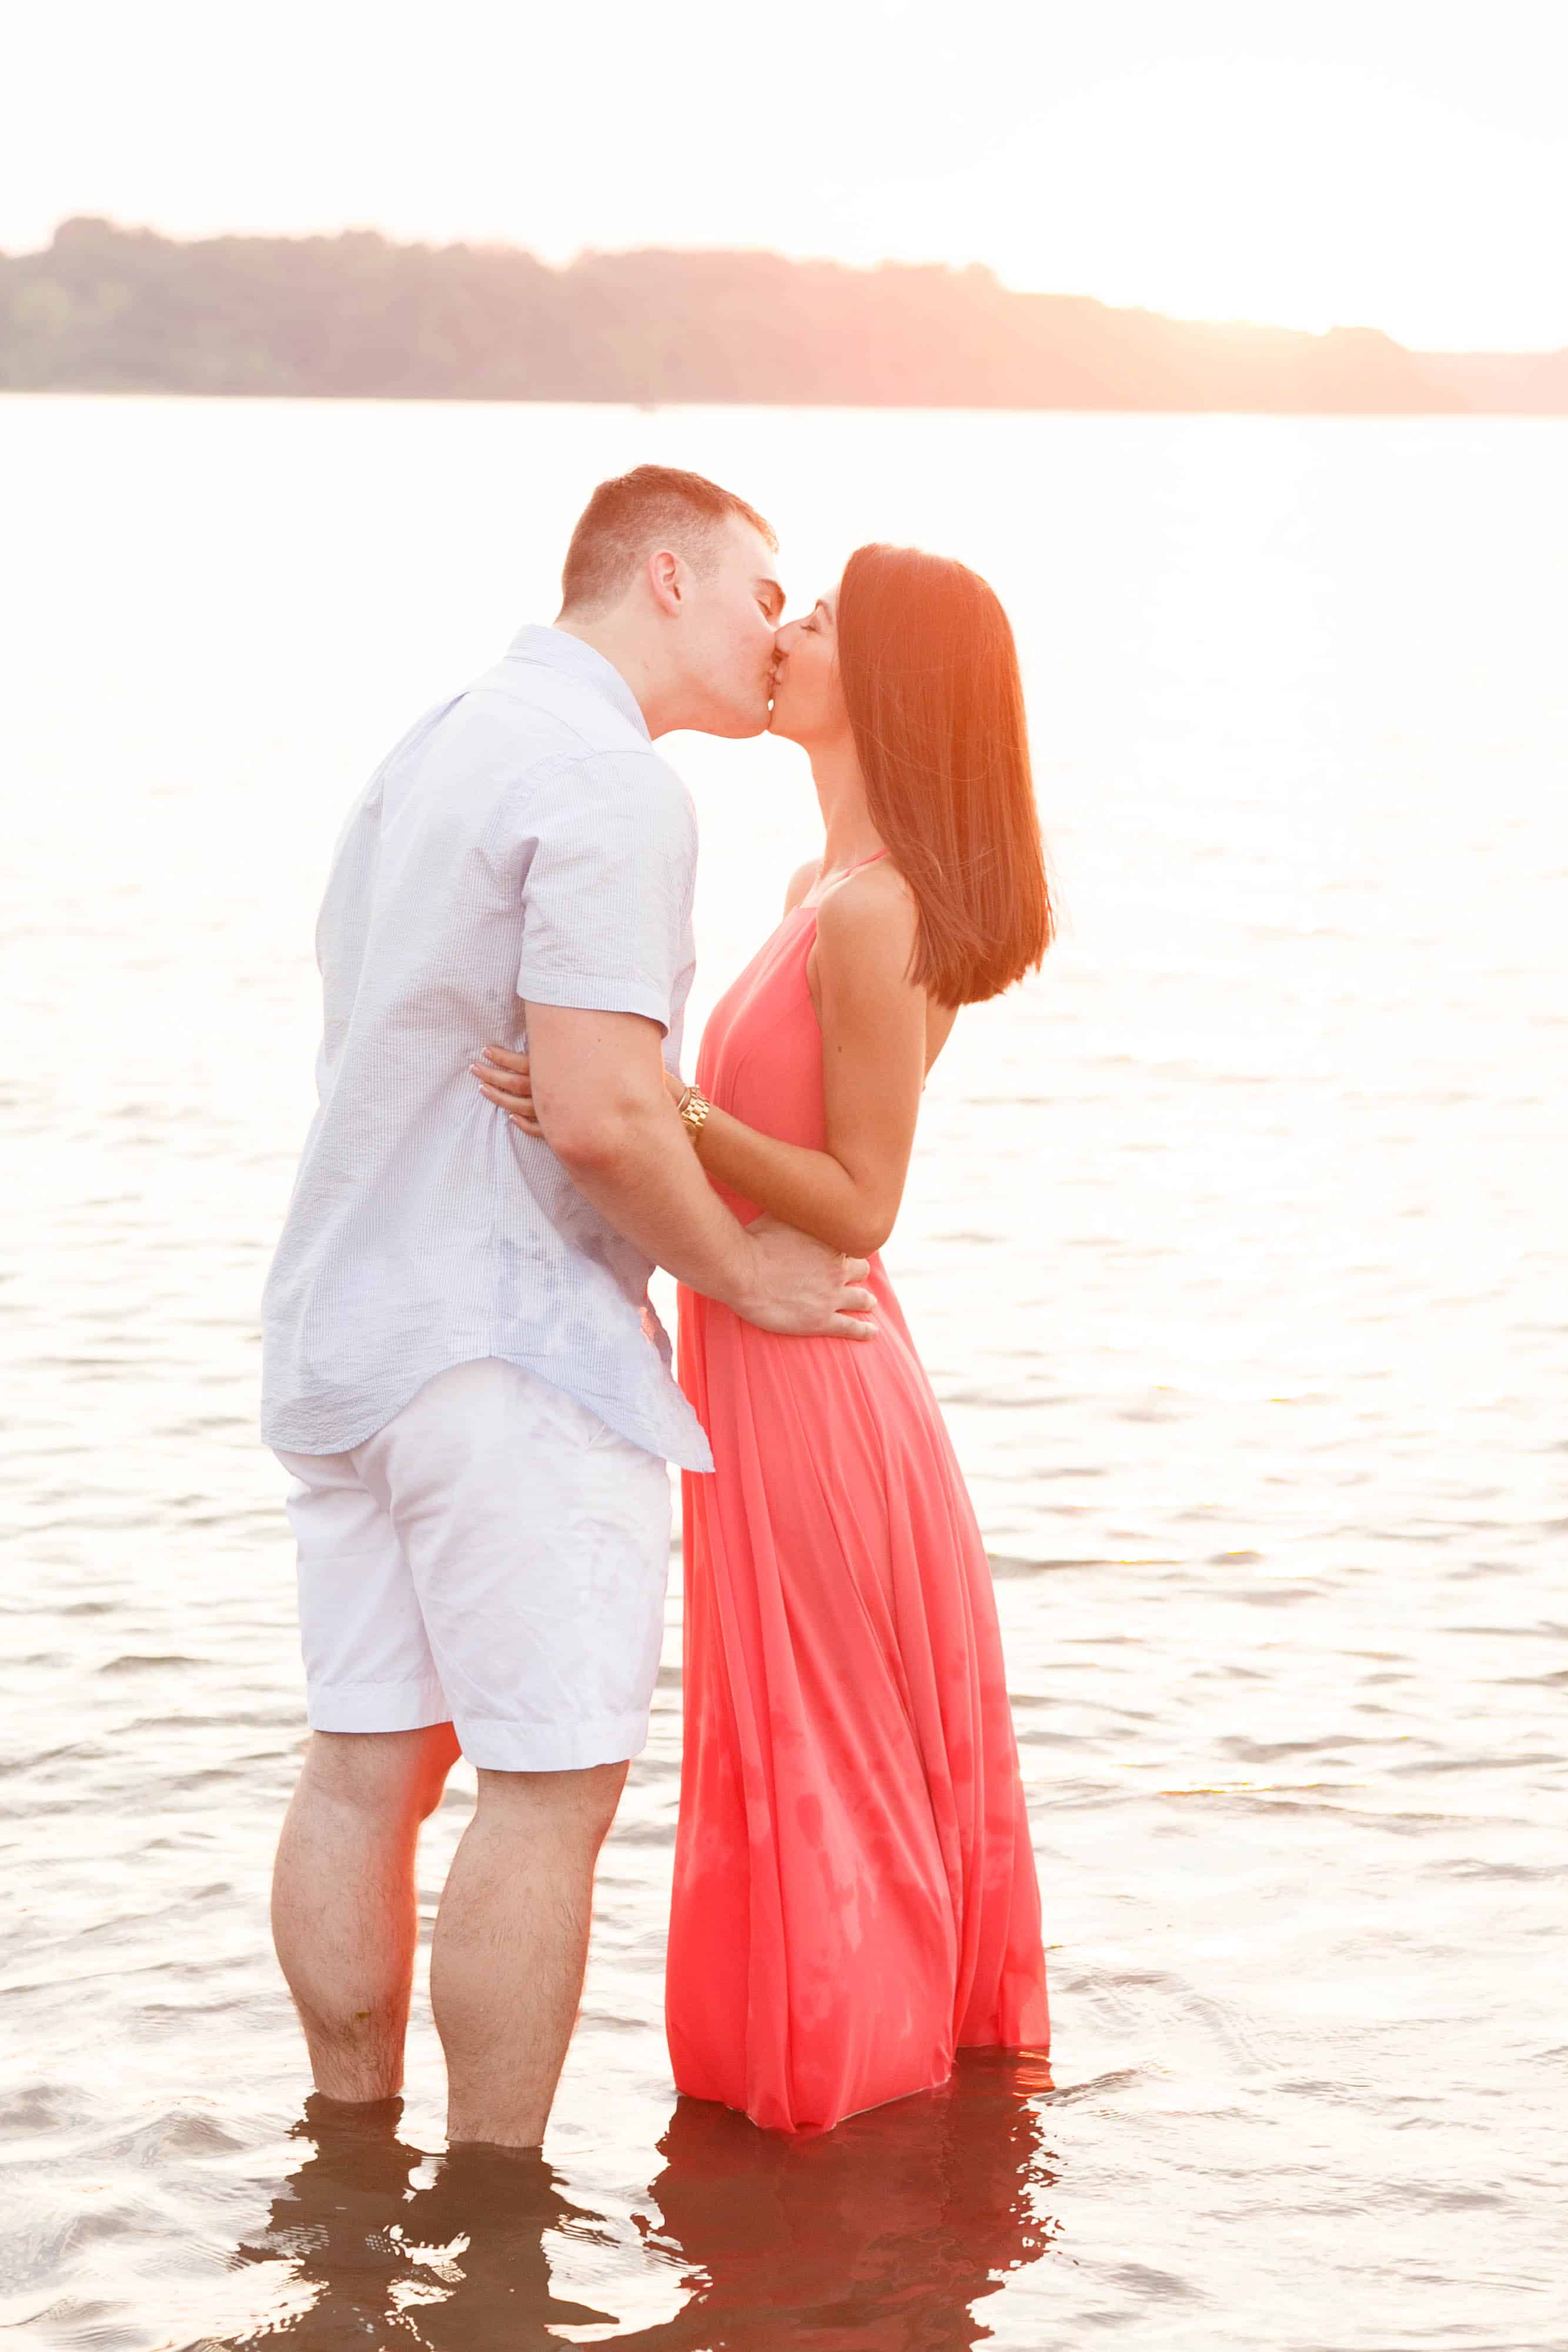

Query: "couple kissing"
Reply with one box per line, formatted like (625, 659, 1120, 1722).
(262, 463, 1053, 2147)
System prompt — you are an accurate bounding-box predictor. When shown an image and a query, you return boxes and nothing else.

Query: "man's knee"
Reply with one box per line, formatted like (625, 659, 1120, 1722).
(474, 1758, 628, 1850)
(303, 1723, 460, 1824)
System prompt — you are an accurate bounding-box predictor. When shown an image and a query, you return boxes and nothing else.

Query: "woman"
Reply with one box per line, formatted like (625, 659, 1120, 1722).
(482, 544, 1052, 2132)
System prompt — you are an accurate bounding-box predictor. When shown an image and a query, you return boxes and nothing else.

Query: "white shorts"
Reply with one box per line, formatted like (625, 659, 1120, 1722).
(275, 1359, 673, 1772)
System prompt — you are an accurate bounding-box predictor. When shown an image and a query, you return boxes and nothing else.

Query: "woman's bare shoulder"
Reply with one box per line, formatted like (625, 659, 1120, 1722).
(813, 858, 920, 973)
(783, 857, 822, 916)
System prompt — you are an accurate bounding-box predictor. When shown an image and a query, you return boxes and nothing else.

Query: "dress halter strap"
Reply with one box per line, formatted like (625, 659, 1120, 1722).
(800, 847, 890, 918)
(824, 848, 890, 883)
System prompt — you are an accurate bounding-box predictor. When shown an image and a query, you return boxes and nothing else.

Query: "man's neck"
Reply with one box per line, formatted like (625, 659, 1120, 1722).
(554, 613, 674, 737)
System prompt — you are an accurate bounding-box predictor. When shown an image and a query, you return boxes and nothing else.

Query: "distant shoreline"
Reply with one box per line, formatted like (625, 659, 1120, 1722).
(10, 390, 1567, 421)
(5, 219, 1566, 415)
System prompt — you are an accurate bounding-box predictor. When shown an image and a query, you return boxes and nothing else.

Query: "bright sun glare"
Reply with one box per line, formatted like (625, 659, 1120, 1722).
(847, 55, 1568, 352)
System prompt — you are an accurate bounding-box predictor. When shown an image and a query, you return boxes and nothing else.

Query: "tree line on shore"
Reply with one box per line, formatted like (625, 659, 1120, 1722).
(4, 217, 1564, 412)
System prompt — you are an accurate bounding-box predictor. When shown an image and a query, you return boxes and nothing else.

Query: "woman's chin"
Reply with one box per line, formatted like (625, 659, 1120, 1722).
(767, 700, 802, 743)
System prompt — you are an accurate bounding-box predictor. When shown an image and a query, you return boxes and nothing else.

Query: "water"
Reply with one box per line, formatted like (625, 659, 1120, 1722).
(2, 396, 1565, 2349)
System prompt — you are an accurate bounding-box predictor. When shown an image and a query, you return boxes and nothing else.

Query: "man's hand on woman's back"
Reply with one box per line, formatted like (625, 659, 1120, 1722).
(733, 1218, 875, 1340)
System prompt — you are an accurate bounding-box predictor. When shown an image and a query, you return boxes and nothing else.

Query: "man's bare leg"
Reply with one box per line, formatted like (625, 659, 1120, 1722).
(432, 1760, 627, 2147)
(272, 1723, 461, 2103)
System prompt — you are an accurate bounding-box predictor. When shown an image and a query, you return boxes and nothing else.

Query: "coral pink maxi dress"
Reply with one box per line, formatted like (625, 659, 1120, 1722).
(667, 864, 1051, 2133)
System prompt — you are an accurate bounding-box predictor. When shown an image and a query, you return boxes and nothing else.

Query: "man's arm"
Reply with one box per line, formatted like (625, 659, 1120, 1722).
(521, 1000, 877, 1340)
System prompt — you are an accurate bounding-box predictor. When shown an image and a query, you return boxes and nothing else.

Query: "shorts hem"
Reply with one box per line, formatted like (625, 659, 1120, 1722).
(307, 1680, 450, 1734)
(456, 1710, 651, 1772)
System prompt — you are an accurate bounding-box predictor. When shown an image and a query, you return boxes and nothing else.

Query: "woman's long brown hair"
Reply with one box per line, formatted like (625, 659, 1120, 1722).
(836, 544, 1052, 1007)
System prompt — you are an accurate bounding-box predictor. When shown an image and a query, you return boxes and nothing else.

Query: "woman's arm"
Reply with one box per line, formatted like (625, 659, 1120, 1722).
(684, 870, 927, 1256)
(473, 867, 928, 1258)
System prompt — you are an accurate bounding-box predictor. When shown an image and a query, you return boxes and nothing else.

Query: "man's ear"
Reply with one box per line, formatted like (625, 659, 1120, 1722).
(645, 547, 684, 617)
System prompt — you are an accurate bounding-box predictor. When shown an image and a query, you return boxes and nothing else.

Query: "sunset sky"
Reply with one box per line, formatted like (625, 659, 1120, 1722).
(9, 0, 1567, 351)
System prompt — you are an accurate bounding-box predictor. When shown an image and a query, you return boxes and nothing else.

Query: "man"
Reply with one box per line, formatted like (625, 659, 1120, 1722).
(262, 466, 875, 2149)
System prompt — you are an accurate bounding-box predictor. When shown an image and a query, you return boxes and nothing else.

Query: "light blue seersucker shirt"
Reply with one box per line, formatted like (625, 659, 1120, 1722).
(261, 625, 714, 1472)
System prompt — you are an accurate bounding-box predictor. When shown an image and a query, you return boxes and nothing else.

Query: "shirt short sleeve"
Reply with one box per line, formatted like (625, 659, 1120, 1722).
(514, 749, 697, 1034)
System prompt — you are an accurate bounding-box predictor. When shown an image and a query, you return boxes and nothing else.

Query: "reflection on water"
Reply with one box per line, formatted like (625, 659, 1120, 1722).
(234, 2100, 617, 2347)
(229, 2057, 1059, 2352)
(622, 2056, 1059, 2352)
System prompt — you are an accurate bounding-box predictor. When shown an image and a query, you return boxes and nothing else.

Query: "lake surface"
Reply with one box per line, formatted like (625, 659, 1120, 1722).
(2, 396, 1565, 2350)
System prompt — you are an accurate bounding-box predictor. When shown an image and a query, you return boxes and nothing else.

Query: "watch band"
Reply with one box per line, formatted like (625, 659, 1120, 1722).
(677, 1083, 712, 1146)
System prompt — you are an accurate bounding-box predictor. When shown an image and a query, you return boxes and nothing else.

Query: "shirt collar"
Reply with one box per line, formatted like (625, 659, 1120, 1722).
(505, 624, 651, 742)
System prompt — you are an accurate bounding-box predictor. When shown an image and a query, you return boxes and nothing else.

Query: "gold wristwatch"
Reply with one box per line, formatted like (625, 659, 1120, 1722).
(677, 1083, 712, 1147)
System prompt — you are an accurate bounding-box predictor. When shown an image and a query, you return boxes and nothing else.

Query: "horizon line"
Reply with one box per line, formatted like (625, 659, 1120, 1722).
(15, 214, 1568, 365)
